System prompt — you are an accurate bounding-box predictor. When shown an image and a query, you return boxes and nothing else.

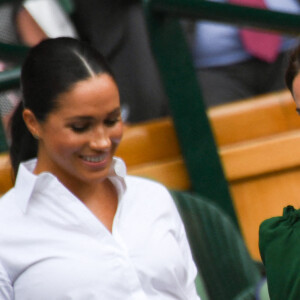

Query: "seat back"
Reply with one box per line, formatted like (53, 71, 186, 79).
(171, 190, 263, 300)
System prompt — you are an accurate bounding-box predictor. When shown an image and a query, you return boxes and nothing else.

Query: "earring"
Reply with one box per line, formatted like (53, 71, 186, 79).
(33, 134, 39, 140)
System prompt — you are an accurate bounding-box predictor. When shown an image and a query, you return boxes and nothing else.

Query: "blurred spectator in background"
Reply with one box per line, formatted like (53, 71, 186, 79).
(0, 0, 169, 128)
(0, 0, 77, 140)
(71, 0, 169, 123)
(189, 0, 300, 107)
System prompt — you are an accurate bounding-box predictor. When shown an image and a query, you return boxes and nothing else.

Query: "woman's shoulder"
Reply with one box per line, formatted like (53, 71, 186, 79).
(0, 187, 14, 204)
(125, 175, 170, 195)
(0, 188, 20, 219)
(124, 175, 177, 210)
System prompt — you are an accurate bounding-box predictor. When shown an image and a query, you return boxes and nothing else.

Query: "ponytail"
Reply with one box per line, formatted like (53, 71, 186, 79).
(9, 102, 37, 175)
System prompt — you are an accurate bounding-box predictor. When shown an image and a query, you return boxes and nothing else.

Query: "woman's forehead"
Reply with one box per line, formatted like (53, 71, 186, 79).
(58, 74, 119, 103)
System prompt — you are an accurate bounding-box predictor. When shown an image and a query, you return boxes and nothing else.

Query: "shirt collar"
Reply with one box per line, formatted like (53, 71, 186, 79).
(14, 156, 127, 213)
(108, 157, 127, 198)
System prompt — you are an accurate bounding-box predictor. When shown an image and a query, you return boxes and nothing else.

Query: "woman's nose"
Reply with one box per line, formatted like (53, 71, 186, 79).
(89, 128, 111, 150)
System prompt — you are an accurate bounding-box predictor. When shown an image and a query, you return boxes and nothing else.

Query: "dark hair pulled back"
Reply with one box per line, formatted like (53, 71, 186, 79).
(10, 37, 115, 175)
(285, 45, 300, 94)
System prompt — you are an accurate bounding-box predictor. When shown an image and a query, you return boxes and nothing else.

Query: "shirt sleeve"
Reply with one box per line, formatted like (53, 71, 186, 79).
(167, 189, 201, 299)
(156, 186, 201, 299)
(0, 263, 14, 300)
(177, 221, 201, 300)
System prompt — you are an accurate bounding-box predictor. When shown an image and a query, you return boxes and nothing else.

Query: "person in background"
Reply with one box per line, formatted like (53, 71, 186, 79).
(0, 0, 77, 140)
(0, 37, 200, 300)
(258, 43, 300, 300)
(190, 0, 300, 107)
(285, 44, 300, 109)
(71, 0, 169, 123)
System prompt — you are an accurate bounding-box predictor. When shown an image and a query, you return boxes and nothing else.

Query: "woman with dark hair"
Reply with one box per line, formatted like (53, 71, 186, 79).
(258, 44, 300, 300)
(0, 0, 77, 138)
(0, 37, 200, 300)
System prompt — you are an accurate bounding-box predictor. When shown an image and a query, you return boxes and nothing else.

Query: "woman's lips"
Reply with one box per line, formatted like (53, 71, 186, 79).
(79, 153, 110, 168)
(80, 154, 108, 163)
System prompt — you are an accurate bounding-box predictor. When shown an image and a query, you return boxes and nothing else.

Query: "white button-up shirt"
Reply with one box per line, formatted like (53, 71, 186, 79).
(0, 158, 200, 300)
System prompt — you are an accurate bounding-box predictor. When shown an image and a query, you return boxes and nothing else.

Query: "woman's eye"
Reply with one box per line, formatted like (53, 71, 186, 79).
(70, 124, 90, 133)
(104, 118, 120, 127)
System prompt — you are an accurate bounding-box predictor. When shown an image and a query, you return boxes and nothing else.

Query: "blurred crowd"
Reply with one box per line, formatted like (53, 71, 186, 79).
(0, 0, 300, 140)
(0, 0, 169, 139)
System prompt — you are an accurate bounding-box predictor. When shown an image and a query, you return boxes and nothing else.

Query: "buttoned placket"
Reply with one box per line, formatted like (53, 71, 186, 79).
(49, 179, 149, 300)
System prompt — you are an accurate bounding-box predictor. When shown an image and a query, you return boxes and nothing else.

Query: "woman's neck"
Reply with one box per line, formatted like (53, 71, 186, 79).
(61, 176, 119, 233)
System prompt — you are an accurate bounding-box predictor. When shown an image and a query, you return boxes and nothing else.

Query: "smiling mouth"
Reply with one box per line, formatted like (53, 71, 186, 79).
(80, 154, 108, 163)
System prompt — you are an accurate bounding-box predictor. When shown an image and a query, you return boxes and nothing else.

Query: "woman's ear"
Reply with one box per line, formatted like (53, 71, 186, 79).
(22, 109, 41, 139)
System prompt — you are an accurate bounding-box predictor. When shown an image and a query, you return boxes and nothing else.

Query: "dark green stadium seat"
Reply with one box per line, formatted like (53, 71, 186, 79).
(171, 190, 269, 300)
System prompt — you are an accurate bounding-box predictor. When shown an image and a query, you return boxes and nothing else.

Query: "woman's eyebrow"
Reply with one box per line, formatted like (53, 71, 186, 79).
(107, 108, 121, 117)
(65, 108, 121, 121)
(65, 116, 94, 122)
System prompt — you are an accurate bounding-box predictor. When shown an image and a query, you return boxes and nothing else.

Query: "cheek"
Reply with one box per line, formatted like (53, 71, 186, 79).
(45, 134, 83, 158)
